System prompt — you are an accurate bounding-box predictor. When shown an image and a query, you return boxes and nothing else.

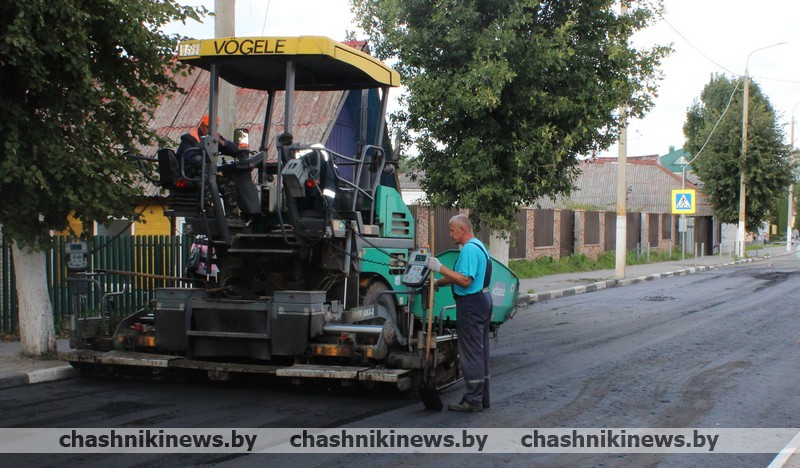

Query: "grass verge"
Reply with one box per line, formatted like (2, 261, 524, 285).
(509, 248, 692, 279)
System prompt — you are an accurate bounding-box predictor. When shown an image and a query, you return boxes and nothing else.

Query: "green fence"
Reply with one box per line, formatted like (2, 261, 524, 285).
(1, 235, 17, 333)
(0, 235, 192, 334)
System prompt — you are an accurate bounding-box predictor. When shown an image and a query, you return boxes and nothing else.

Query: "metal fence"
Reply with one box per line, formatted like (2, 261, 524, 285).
(0, 235, 17, 333)
(0, 235, 192, 333)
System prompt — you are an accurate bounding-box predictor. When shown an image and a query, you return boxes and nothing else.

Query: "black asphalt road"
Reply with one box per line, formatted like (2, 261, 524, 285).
(2, 257, 799, 467)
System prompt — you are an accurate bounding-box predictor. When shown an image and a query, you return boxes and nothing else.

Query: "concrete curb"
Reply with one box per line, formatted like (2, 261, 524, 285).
(27, 365, 79, 384)
(515, 251, 791, 307)
(0, 365, 78, 390)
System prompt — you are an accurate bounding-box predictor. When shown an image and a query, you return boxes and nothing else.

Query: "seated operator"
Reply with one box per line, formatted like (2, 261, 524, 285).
(177, 114, 241, 215)
(176, 114, 239, 164)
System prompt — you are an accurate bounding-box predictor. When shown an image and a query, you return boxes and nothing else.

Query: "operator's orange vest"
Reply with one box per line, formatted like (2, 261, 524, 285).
(188, 127, 201, 143)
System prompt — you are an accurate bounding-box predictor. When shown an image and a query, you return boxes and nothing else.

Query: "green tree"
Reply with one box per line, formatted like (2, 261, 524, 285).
(351, 0, 670, 231)
(684, 74, 794, 229)
(0, 1, 205, 355)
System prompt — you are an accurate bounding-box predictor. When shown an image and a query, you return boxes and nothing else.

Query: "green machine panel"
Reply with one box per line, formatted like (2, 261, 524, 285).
(359, 247, 409, 305)
(409, 250, 519, 327)
(374, 186, 414, 239)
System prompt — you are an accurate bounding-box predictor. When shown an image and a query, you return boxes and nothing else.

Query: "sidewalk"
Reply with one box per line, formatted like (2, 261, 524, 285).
(516, 244, 792, 306)
(0, 338, 75, 389)
(0, 245, 793, 390)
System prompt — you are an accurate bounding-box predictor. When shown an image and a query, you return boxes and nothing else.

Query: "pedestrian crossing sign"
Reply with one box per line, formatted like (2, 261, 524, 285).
(671, 189, 696, 214)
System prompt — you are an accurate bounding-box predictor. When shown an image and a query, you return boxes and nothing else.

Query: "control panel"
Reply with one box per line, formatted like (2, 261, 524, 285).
(402, 247, 432, 287)
(65, 241, 89, 272)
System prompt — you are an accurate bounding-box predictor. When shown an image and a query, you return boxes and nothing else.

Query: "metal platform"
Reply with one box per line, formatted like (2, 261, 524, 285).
(276, 364, 409, 382)
(64, 351, 412, 388)
(63, 350, 180, 368)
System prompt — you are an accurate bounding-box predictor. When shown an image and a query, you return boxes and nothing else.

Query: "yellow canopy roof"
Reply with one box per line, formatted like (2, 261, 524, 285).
(177, 36, 400, 91)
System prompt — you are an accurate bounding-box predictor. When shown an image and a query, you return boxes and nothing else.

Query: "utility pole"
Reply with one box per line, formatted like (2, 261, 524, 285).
(614, 0, 628, 280)
(787, 104, 799, 252)
(215, 0, 236, 138)
(736, 68, 750, 259)
(737, 42, 786, 258)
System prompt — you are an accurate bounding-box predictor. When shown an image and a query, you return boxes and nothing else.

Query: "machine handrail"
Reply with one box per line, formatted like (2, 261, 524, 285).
(294, 144, 385, 222)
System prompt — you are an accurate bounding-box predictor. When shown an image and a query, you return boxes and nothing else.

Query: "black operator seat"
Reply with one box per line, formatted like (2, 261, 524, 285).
(156, 148, 180, 189)
(157, 148, 202, 217)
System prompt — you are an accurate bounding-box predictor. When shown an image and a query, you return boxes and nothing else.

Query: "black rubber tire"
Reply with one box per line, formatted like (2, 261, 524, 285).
(360, 280, 397, 320)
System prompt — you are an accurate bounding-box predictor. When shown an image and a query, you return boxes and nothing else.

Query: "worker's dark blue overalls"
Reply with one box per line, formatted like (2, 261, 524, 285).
(452, 239, 493, 408)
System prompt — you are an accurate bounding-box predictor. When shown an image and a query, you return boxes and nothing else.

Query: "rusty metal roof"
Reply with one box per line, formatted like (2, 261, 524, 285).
(142, 66, 346, 157)
(137, 66, 348, 197)
(534, 159, 712, 216)
(124, 40, 394, 203)
(136, 40, 383, 197)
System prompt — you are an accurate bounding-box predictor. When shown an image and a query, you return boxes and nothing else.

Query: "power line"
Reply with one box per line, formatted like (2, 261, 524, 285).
(261, 0, 271, 36)
(687, 78, 741, 167)
(749, 74, 800, 85)
(657, 9, 800, 85)
(659, 16, 738, 76)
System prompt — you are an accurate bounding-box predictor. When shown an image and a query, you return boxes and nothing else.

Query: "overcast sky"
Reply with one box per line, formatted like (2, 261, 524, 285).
(168, 0, 800, 158)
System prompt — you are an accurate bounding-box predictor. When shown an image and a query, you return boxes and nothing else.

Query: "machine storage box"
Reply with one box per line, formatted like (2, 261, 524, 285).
(271, 291, 327, 355)
(155, 288, 208, 353)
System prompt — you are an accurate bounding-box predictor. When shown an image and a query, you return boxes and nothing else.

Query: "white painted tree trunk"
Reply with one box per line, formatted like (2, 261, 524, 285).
(489, 229, 509, 266)
(11, 241, 56, 356)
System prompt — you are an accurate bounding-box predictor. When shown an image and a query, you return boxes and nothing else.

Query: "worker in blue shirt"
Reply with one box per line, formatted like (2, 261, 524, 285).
(427, 214, 493, 412)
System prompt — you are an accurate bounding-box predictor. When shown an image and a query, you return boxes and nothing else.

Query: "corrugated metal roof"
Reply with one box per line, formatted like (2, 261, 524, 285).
(137, 59, 353, 196)
(141, 39, 379, 159)
(398, 172, 423, 190)
(141, 66, 346, 158)
(534, 159, 712, 215)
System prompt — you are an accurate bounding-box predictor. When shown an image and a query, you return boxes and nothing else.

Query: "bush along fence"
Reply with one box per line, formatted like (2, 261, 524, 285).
(0, 235, 192, 334)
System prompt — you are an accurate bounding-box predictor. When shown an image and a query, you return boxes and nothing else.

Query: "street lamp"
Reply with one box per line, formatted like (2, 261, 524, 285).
(788, 103, 800, 252)
(736, 42, 787, 258)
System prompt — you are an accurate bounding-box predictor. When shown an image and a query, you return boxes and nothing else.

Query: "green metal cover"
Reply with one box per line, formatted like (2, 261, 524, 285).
(359, 247, 408, 306)
(409, 250, 519, 326)
(374, 186, 414, 239)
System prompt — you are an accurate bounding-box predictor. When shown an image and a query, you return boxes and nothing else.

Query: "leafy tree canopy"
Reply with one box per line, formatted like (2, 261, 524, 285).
(351, 0, 670, 230)
(0, 0, 206, 248)
(684, 74, 794, 229)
